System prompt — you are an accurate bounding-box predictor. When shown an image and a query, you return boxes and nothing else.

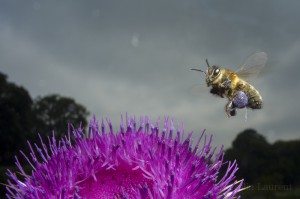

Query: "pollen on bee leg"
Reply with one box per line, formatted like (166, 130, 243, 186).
(233, 91, 248, 109)
(225, 101, 235, 117)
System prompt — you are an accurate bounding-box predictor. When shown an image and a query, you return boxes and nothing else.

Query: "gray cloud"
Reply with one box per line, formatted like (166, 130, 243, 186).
(1, 0, 300, 149)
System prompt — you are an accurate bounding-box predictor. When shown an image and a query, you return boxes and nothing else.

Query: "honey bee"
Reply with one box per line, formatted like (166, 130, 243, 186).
(191, 52, 267, 117)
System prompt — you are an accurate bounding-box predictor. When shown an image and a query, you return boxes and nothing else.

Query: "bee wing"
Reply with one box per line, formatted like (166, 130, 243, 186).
(188, 83, 209, 97)
(235, 52, 267, 81)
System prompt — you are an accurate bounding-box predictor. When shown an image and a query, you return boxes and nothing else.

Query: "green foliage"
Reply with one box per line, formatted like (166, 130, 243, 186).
(272, 140, 300, 185)
(0, 72, 34, 165)
(225, 129, 274, 184)
(32, 94, 90, 139)
(0, 72, 90, 164)
(0, 71, 90, 196)
(224, 129, 300, 198)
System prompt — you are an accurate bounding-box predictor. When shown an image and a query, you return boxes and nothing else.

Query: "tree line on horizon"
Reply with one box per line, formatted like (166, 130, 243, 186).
(0, 71, 299, 198)
(0, 71, 90, 166)
(223, 129, 300, 198)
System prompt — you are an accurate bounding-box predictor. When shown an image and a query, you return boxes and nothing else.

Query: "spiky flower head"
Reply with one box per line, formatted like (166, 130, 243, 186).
(6, 115, 244, 198)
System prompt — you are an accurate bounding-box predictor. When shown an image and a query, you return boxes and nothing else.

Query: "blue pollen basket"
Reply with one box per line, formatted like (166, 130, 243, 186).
(233, 91, 248, 108)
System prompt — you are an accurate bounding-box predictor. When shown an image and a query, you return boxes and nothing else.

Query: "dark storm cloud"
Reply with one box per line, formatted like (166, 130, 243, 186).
(1, 0, 300, 148)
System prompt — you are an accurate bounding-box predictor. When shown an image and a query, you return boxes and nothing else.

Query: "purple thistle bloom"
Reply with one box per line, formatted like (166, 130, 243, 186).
(6, 115, 244, 199)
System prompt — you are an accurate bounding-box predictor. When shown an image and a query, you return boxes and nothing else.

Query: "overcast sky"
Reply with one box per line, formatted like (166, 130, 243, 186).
(1, 0, 300, 149)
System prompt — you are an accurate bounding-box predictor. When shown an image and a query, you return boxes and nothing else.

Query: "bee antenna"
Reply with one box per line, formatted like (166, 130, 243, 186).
(190, 68, 206, 74)
(205, 59, 210, 68)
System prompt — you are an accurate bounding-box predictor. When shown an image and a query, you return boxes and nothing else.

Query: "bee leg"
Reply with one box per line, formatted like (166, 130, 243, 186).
(221, 78, 232, 89)
(230, 109, 237, 117)
(210, 87, 225, 98)
(225, 101, 236, 117)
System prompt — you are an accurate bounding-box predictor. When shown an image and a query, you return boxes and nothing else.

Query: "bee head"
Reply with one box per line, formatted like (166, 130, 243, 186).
(206, 65, 221, 85)
(190, 59, 221, 86)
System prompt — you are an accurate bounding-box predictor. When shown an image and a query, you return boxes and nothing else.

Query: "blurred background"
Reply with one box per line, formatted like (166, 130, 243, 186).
(0, 0, 299, 198)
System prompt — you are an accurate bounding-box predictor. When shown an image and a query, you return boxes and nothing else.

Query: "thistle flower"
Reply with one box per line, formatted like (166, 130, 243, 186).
(6, 115, 244, 199)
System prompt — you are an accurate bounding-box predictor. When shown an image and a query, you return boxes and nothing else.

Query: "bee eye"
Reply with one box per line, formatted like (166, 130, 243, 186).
(214, 68, 220, 75)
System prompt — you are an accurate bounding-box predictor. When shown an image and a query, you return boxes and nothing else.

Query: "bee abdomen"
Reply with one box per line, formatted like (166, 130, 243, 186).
(246, 85, 263, 109)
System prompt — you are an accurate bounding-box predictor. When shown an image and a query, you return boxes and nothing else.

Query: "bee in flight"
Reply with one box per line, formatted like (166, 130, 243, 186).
(191, 52, 267, 118)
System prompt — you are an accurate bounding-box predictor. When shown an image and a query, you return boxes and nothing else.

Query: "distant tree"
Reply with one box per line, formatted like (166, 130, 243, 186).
(272, 140, 300, 185)
(224, 129, 273, 184)
(0, 72, 34, 165)
(224, 129, 300, 187)
(32, 94, 90, 138)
